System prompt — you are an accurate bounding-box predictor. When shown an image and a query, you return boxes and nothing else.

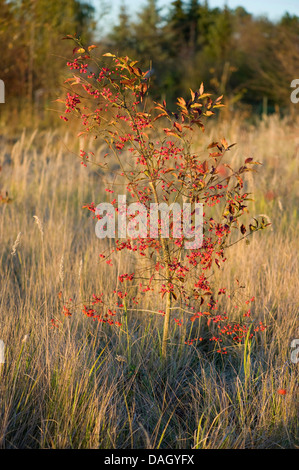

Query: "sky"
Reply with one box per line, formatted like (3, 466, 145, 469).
(94, 0, 299, 34)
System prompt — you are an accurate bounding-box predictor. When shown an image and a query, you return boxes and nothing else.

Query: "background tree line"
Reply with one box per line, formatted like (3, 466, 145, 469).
(1, 0, 299, 126)
(108, 0, 299, 115)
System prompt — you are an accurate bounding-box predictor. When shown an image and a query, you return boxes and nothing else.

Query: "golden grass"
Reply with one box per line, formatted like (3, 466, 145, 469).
(0, 114, 298, 448)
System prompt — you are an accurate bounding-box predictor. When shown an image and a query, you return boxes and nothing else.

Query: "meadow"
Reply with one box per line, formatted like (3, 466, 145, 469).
(0, 113, 298, 449)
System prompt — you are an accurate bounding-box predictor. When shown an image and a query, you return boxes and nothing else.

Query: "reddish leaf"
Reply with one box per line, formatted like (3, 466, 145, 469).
(173, 122, 182, 132)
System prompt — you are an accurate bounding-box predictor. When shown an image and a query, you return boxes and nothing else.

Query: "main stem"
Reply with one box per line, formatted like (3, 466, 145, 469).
(150, 181, 172, 362)
(161, 280, 172, 361)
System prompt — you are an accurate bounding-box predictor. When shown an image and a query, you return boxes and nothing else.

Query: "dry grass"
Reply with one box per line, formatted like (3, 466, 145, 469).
(0, 114, 298, 449)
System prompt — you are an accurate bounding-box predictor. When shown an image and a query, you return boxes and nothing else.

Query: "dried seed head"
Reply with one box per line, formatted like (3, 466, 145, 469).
(59, 255, 64, 284)
(116, 355, 127, 363)
(78, 258, 83, 281)
(11, 232, 22, 256)
(33, 215, 44, 236)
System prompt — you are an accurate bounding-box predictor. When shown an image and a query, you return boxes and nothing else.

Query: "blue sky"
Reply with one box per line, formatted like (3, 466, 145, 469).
(95, 0, 299, 34)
